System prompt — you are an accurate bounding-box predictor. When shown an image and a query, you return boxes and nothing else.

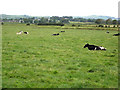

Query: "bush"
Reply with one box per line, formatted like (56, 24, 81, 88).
(37, 23, 64, 26)
(72, 24, 76, 26)
(1, 22, 4, 25)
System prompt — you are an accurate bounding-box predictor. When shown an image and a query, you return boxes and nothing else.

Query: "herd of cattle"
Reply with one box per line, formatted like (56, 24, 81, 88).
(84, 31, 119, 50)
(16, 27, 119, 51)
(52, 30, 119, 50)
(52, 31, 65, 36)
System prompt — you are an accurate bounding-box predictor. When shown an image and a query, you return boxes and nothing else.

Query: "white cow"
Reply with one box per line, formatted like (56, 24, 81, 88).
(16, 31, 23, 35)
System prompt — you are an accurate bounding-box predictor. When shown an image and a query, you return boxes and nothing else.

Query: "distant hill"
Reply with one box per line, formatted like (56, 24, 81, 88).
(1, 14, 32, 19)
(1, 14, 51, 19)
(81, 15, 117, 20)
(0, 14, 117, 20)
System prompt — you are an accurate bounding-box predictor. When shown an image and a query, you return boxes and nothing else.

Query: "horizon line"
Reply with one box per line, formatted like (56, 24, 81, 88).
(0, 14, 117, 18)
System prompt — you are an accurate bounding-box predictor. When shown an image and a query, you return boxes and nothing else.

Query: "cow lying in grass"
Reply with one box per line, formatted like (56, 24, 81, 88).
(16, 31, 29, 35)
(61, 31, 65, 32)
(113, 33, 120, 36)
(24, 32, 29, 34)
(84, 43, 106, 50)
(16, 31, 23, 35)
(106, 31, 109, 33)
(52, 33, 59, 36)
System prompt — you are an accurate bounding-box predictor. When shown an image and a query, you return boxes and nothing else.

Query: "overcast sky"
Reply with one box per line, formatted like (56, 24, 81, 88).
(0, 0, 119, 17)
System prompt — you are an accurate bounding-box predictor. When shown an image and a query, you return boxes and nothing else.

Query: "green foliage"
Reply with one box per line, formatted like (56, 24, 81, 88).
(2, 23, 118, 88)
(95, 19, 105, 24)
(2, 14, 118, 26)
(106, 18, 112, 25)
(60, 18, 69, 23)
(112, 20, 118, 25)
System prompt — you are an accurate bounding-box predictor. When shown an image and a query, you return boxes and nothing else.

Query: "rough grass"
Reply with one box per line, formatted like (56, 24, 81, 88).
(2, 23, 118, 88)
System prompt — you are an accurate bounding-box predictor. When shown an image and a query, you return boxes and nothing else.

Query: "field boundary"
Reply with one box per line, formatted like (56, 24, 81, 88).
(61, 27, 118, 31)
(0, 16, 2, 89)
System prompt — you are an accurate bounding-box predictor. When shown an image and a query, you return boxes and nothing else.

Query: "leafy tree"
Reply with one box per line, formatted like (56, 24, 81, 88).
(50, 16, 60, 20)
(112, 20, 118, 25)
(34, 20, 39, 24)
(60, 18, 69, 23)
(87, 19, 96, 22)
(48, 19, 57, 24)
(106, 18, 112, 25)
(118, 20, 120, 24)
(39, 17, 48, 23)
(95, 19, 104, 24)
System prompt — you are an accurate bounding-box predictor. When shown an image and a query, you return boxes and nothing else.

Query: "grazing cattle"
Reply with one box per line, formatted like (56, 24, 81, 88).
(26, 23, 30, 26)
(16, 31, 23, 35)
(98, 25, 104, 27)
(84, 43, 106, 50)
(106, 31, 109, 33)
(113, 33, 120, 36)
(105, 25, 107, 28)
(24, 32, 29, 34)
(60, 24, 64, 26)
(113, 25, 116, 28)
(61, 31, 65, 32)
(52, 33, 59, 36)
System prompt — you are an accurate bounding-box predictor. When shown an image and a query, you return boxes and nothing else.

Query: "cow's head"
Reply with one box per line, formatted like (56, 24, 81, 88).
(84, 43, 89, 48)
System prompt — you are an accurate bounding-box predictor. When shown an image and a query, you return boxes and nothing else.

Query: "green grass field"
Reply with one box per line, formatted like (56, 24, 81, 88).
(2, 23, 118, 88)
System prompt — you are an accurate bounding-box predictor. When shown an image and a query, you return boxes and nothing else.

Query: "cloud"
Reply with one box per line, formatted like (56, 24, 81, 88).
(1, 0, 119, 17)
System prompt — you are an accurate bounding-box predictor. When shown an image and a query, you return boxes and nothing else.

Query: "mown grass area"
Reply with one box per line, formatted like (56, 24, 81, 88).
(69, 21, 95, 25)
(2, 23, 118, 88)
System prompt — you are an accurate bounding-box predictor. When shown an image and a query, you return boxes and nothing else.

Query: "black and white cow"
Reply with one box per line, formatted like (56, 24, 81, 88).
(113, 33, 120, 36)
(24, 32, 29, 34)
(106, 31, 109, 33)
(84, 43, 106, 50)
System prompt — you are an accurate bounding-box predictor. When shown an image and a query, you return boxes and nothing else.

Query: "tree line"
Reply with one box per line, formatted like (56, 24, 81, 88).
(95, 18, 118, 25)
(2, 16, 119, 25)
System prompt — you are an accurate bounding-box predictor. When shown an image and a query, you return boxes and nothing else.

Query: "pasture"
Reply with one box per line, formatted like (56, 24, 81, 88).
(2, 23, 118, 88)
